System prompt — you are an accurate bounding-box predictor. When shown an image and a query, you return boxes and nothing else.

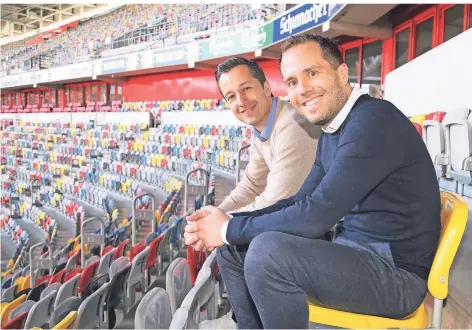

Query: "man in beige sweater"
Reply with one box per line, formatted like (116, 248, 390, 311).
(216, 57, 320, 214)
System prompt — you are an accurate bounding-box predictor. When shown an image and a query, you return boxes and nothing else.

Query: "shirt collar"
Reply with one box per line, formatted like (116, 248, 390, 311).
(322, 88, 363, 134)
(253, 97, 278, 142)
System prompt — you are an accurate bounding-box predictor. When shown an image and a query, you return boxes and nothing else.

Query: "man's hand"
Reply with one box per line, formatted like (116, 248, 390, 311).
(184, 205, 230, 251)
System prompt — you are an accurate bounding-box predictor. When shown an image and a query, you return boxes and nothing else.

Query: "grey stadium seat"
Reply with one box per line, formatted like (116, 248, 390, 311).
(40, 282, 62, 300)
(442, 108, 472, 193)
(9, 299, 35, 321)
(135, 287, 173, 329)
(24, 290, 58, 329)
(54, 273, 81, 309)
(1, 283, 17, 303)
(423, 116, 446, 178)
(126, 246, 149, 309)
(75, 282, 109, 329)
(169, 251, 219, 329)
(97, 248, 115, 276)
(166, 257, 192, 314)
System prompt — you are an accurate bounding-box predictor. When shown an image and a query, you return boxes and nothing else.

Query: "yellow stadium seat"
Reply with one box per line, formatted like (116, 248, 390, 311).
(410, 114, 426, 126)
(52, 311, 77, 329)
(20, 275, 31, 291)
(1, 294, 26, 326)
(308, 191, 468, 329)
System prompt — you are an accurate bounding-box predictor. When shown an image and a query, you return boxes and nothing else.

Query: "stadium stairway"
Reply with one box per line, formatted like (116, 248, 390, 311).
(0, 233, 16, 271)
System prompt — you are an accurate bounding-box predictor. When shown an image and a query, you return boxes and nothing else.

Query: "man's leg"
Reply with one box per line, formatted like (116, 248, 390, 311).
(244, 232, 427, 329)
(217, 245, 263, 329)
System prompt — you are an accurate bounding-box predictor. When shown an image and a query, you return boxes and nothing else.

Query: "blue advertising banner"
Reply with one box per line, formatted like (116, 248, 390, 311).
(272, 4, 345, 43)
(102, 57, 128, 74)
(152, 45, 188, 67)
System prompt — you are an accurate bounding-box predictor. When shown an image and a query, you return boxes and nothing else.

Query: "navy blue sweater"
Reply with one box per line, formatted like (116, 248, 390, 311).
(227, 95, 441, 280)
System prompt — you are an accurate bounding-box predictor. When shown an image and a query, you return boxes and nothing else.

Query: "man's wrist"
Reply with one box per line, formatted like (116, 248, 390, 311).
(221, 214, 233, 245)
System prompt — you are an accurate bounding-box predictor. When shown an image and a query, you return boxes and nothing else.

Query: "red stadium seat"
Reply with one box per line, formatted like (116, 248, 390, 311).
(77, 260, 99, 296)
(3, 312, 28, 329)
(49, 268, 67, 284)
(113, 239, 130, 260)
(425, 111, 446, 123)
(129, 243, 146, 262)
(145, 234, 164, 272)
(64, 268, 83, 282)
(412, 122, 422, 136)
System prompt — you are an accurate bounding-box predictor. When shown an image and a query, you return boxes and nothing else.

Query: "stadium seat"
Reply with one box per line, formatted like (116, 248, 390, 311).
(169, 251, 219, 328)
(51, 311, 77, 330)
(166, 257, 192, 314)
(307, 191, 468, 329)
(75, 282, 109, 329)
(135, 287, 173, 329)
(442, 108, 472, 189)
(2, 312, 28, 329)
(423, 112, 447, 178)
(24, 290, 58, 328)
(0, 294, 26, 326)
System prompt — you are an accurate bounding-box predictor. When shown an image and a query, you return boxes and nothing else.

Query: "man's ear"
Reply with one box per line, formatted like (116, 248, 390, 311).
(337, 63, 349, 85)
(263, 81, 272, 97)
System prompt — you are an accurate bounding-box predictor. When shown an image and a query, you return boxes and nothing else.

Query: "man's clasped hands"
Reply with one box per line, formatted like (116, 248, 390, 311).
(184, 206, 230, 252)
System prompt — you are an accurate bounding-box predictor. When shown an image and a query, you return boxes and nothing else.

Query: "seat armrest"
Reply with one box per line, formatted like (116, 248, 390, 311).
(435, 153, 449, 166)
(462, 157, 472, 171)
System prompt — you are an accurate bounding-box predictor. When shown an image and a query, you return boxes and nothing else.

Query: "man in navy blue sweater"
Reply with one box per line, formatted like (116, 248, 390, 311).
(185, 34, 441, 329)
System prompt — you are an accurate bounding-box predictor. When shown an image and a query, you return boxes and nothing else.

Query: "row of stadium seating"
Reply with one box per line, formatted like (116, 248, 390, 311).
(0, 98, 231, 113)
(410, 109, 471, 198)
(1, 4, 278, 75)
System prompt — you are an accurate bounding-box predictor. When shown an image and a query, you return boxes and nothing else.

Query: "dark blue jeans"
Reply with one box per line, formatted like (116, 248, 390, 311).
(217, 232, 427, 329)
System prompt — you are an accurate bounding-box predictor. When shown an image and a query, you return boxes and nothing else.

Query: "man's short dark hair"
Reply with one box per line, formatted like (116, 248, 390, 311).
(215, 57, 267, 87)
(279, 34, 344, 70)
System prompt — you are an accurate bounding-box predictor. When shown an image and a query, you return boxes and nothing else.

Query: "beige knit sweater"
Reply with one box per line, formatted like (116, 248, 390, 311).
(219, 99, 320, 213)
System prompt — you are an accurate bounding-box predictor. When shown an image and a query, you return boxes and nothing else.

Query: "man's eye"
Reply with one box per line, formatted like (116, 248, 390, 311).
(288, 80, 297, 88)
(309, 71, 317, 77)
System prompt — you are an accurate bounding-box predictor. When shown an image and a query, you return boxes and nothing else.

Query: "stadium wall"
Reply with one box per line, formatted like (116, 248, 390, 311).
(123, 60, 287, 101)
(384, 28, 472, 116)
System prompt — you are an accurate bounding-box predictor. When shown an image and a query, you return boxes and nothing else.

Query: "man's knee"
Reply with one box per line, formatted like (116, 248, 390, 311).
(244, 232, 291, 277)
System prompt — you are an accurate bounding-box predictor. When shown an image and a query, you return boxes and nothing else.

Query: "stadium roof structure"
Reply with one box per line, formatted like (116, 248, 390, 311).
(0, 4, 109, 39)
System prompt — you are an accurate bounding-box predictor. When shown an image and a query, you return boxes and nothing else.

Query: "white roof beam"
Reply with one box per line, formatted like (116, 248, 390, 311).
(322, 21, 392, 40)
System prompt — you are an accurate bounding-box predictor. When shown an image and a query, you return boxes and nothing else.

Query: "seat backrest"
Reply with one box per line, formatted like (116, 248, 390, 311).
(77, 259, 99, 295)
(51, 311, 77, 330)
(40, 282, 61, 300)
(54, 273, 81, 309)
(75, 282, 109, 329)
(426, 111, 446, 123)
(27, 282, 47, 302)
(428, 192, 468, 300)
(146, 234, 164, 271)
(1, 284, 17, 303)
(2, 311, 28, 329)
(128, 247, 149, 287)
(50, 297, 81, 328)
(113, 239, 129, 260)
(166, 258, 192, 314)
(24, 290, 57, 329)
(443, 108, 472, 182)
(109, 256, 129, 279)
(129, 243, 146, 262)
(1, 294, 26, 326)
(410, 114, 426, 126)
(48, 269, 66, 285)
(9, 299, 35, 320)
(97, 248, 115, 276)
(135, 287, 172, 329)
(105, 263, 131, 311)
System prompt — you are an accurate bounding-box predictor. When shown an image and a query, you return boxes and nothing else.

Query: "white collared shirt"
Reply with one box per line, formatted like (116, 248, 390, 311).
(322, 88, 363, 134)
